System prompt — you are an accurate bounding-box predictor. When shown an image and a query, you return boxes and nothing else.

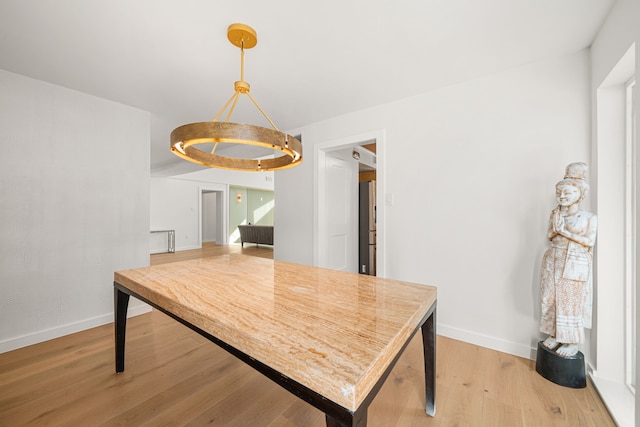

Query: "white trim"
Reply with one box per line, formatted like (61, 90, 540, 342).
(198, 185, 229, 247)
(438, 323, 535, 360)
(0, 302, 151, 354)
(174, 244, 202, 252)
(590, 374, 635, 427)
(594, 42, 636, 426)
(624, 77, 637, 394)
(313, 129, 386, 277)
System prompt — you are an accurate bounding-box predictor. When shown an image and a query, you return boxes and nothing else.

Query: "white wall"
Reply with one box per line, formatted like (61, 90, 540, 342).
(151, 167, 274, 251)
(590, 0, 640, 425)
(276, 51, 591, 359)
(0, 69, 150, 353)
(151, 177, 211, 251)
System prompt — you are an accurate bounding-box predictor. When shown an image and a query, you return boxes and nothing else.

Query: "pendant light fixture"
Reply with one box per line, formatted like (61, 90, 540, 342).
(170, 24, 302, 171)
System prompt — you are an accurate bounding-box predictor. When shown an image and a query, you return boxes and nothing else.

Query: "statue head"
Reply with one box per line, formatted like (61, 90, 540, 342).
(556, 162, 589, 203)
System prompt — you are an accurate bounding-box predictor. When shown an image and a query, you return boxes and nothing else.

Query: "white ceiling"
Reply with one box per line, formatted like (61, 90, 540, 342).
(0, 0, 615, 173)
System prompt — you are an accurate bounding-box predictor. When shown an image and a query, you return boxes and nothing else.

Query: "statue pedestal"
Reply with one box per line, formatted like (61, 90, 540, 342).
(535, 341, 586, 388)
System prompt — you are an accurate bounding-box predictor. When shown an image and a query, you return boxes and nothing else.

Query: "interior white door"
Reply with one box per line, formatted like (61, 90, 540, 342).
(324, 154, 358, 272)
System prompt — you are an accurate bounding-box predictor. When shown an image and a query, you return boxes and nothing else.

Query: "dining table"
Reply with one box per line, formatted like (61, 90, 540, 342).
(114, 254, 437, 426)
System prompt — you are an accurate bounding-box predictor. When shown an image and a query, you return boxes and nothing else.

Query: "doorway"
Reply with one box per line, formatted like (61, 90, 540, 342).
(314, 129, 386, 277)
(199, 187, 228, 246)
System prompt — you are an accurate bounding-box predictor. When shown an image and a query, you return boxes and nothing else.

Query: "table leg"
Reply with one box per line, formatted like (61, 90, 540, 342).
(114, 286, 130, 373)
(325, 409, 367, 427)
(422, 306, 436, 416)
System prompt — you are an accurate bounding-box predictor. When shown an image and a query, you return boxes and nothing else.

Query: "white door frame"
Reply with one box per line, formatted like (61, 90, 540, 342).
(314, 129, 386, 277)
(199, 185, 229, 247)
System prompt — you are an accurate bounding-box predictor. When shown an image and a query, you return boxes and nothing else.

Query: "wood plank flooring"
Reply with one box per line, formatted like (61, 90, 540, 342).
(0, 243, 615, 426)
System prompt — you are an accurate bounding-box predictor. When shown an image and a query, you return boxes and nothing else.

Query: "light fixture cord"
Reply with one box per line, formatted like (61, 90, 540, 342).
(213, 92, 239, 122)
(240, 41, 245, 82)
(225, 92, 240, 122)
(212, 34, 282, 132)
(247, 93, 280, 131)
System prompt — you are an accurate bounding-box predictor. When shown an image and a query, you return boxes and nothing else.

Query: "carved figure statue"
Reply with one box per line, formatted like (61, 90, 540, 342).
(540, 162, 597, 357)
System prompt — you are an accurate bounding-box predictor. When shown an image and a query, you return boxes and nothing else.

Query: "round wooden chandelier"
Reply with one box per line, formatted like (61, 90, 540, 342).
(170, 24, 302, 171)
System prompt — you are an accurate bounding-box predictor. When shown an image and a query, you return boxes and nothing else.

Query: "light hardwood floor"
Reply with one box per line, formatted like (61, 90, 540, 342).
(0, 243, 615, 426)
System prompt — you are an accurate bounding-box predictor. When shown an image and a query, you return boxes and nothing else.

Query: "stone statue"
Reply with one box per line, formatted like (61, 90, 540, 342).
(540, 162, 597, 357)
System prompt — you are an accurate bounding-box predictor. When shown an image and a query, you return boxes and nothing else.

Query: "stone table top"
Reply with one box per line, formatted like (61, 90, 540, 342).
(114, 254, 437, 411)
